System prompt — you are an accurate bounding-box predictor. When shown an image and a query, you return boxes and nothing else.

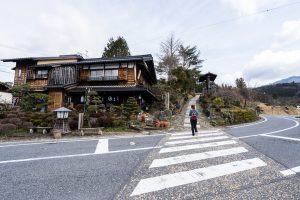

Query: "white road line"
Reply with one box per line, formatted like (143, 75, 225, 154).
(0, 146, 162, 165)
(235, 117, 299, 139)
(165, 136, 229, 146)
(169, 132, 224, 140)
(131, 158, 266, 196)
(150, 147, 248, 168)
(280, 166, 300, 176)
(160, 140, 237, 153)
(261, 134, 300, 142)
(171, 130, 220, 136)
(0, 139, 99, 148)
(0, 134, 167, 148)
(94, 139, 109, 154)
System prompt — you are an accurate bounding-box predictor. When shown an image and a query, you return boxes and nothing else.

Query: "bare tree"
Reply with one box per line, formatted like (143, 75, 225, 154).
(157, 34, 181, 80)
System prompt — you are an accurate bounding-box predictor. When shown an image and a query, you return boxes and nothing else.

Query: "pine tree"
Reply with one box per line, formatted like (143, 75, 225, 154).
(123, 97, 140, 120)
(102, 36, 131, 58)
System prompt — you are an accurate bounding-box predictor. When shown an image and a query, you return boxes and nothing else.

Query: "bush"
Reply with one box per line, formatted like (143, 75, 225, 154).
(31, 119, 43, 126)
(0, 112, 5, 119)
(6, 114, 17, 118)
(20, 117, 29, 122)
(69, 119, 78, 130)
(0, 118, 10, 124)
(97, 114, 113, 127)
(75, 104, 84, 112)
(230, 109, 258, 124)
(0, 123, 17, 133)
(8, 118, 22, 127)
(22, 122, 33, 129)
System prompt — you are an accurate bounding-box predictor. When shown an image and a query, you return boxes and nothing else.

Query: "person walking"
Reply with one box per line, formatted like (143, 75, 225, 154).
(189, 105, 199, 136)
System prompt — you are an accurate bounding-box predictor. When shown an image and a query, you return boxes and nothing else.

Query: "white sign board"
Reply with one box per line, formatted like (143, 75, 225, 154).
(297, 105, 300, 110)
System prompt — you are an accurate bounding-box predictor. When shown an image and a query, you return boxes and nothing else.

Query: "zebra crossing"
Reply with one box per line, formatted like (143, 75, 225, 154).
(130, 130, 268, 197)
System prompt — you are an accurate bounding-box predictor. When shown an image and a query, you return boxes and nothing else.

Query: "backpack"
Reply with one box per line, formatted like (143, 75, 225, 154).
(191, 110, 197, 121)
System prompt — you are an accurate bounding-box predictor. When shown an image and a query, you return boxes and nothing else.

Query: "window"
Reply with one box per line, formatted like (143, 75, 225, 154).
(105, 69, 118, 76)
(104, 69, 118, 80)
(120, 63, 127, 68)
(90, 70, 104, 80)
(128, 63, 135, 69)
(36, 70, 48, 78)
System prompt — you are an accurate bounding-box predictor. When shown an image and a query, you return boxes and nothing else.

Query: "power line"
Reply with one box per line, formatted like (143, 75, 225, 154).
(130, 1, 300, 47)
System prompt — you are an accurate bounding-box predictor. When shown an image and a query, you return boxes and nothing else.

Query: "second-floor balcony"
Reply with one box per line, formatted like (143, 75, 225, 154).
(82, 76, 126, 81)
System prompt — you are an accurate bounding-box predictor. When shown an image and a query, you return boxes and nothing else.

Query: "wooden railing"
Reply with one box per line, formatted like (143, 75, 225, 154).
(81, 76, 126, 81)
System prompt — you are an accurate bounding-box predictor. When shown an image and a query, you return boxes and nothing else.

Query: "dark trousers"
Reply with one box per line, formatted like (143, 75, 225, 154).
(190, 120, 198, 136)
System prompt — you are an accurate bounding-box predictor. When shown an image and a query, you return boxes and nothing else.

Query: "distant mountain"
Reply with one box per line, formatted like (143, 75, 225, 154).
(256, 82, 300, 98)
(273, 76, 300, 84)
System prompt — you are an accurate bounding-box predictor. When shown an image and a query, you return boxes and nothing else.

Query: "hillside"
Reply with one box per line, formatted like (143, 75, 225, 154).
(273, 76, 300, 84)
(256, 82, 300, 98)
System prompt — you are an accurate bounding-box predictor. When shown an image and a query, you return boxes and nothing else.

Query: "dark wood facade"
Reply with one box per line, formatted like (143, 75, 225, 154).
(2, 54, 157, 110)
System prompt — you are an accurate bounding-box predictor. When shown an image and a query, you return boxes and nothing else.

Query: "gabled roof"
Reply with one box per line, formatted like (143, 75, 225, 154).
(199, 72, 217, 82)
(1, 54, 83, 62)
(2, 54, 157, 84)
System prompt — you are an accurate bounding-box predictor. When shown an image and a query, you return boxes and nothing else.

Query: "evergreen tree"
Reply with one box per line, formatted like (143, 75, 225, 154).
(102, 36, 131, 58)
(178, 45, 204, 69)
(87, 90, 103, 113)
(123, 97, 140, 120)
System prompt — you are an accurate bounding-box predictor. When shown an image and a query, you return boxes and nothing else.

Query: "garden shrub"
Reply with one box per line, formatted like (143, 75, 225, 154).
(0, 123, 17, 133)
(75, 104, 84, 112)
(0, 118, 10, 124)
(6, 114, 17, 118)
(8, 118, 22, 127)
(230, 109, 258, 124)
(97, 114, 113, 127)
(20, 117, 29, 122)
(31, 119, 43, 126)
(21, 122, 33, 129)
(0, 112, 5, 119)
(69, 119, 78, 130)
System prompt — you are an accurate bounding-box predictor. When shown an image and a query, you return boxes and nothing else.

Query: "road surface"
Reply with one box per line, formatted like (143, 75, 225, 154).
(0, 114, 300, 199)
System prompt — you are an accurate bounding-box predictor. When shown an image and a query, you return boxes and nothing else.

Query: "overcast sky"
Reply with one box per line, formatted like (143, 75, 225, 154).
(0, 0, 300, 87)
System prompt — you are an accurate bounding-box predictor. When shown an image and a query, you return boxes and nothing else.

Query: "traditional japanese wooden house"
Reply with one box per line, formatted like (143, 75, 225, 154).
(2, 54, 157, 110)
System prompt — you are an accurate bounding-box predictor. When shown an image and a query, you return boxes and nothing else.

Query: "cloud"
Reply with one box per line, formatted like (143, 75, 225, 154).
(222, 0, 286, 15)
(243, 50, 300, 86)
(215, 71, 243, 86)
(272, 19, 300, 49)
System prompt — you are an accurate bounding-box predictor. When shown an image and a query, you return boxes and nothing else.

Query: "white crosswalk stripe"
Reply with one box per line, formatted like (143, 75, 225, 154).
(130, 95, 269, 197)
(171, 130, 221, 136)
(131, 158, 267, 196)
(169, 132, 224, 140)
(150, 147, 248, 168)
(160, 140, 237, 153)
(165, 136, 229, 145)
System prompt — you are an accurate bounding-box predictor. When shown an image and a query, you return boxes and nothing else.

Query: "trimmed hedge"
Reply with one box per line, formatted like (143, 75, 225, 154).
(0, 123, 17, 133)
(230, 109, 258, 124)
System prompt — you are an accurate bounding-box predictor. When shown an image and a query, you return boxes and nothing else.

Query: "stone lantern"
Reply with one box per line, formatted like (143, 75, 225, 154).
(53, 107, 71, 136)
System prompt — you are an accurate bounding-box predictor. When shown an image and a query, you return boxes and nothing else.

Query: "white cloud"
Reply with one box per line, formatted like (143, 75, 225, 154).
(215, 71, 243, 86)
(243, 50, 300, 86)
(272, 19, 300, 48)
(222, 0, 286, 15)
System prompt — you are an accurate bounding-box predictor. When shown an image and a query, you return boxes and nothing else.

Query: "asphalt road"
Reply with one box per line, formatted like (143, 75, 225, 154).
(0, 135, 164, 200)
(1, 114, 300, 199)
